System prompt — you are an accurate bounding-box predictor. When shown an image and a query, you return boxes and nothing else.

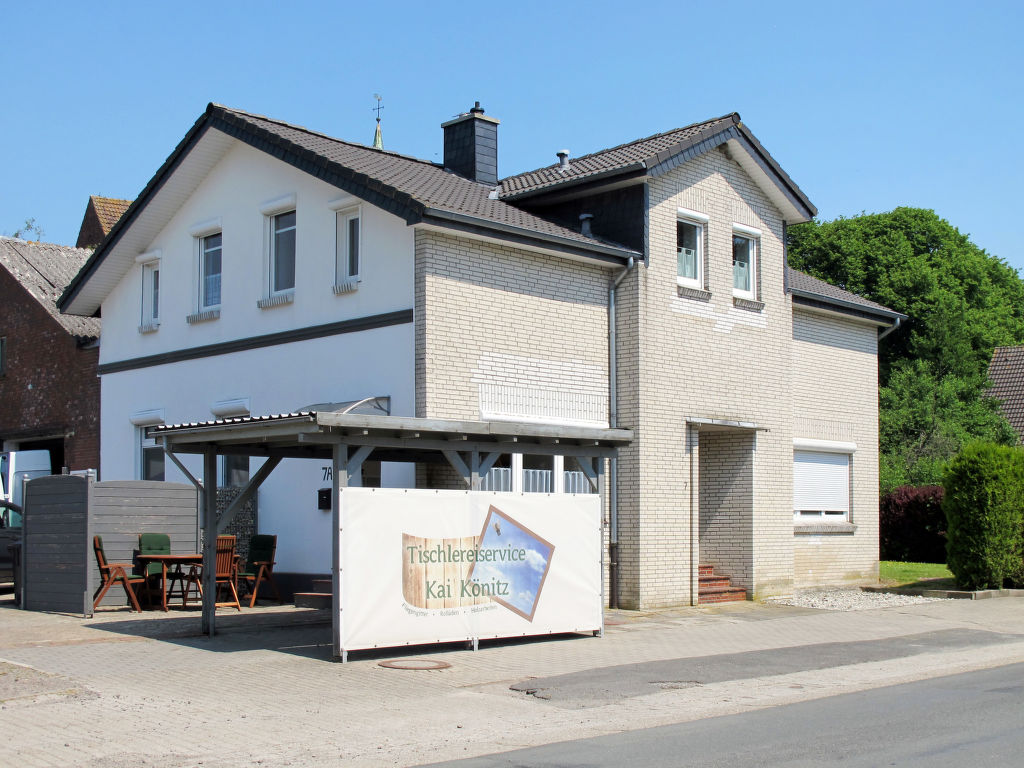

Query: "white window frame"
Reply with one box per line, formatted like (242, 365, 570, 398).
(793, 441, 855, 522)
(676, 208, 708, 291)
(268, 209, 297, 296)
(137, 250, 161, 331)
(197, 232, 223, 311)
(732, 223, 760, 301)
(335, 205, 362, 289)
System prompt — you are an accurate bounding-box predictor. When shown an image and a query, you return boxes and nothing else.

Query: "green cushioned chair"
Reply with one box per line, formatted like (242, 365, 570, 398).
(237, 534, 282, 608)
(138, 532, 172, 607)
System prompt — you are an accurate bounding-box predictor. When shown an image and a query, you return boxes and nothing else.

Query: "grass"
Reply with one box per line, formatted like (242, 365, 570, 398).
(879, 560, 956, 590)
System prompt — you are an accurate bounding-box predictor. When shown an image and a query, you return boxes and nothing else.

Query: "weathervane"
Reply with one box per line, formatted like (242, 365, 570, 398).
(372, 94, 383, 150)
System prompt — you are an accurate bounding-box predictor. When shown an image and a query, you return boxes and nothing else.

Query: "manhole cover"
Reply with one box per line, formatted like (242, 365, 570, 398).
(378, 659, 451, 670)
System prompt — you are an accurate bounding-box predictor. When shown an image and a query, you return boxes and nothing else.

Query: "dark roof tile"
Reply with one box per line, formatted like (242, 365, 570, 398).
(988, 346, 1024, 438)
(0, 237, 100, 340)
(499, 115, 738, 197)
(787, 267, 902, 318)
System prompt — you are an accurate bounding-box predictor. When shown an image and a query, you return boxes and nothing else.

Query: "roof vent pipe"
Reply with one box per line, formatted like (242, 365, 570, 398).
(557, 149, 570, 171)
(579, 213, 594, 237)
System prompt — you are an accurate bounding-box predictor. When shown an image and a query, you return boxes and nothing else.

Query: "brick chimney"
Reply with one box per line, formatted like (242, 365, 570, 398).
(442, 102, 499, 185)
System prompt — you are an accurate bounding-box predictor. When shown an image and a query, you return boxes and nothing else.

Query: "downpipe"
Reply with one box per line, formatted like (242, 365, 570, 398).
(608, 255, 635, 610)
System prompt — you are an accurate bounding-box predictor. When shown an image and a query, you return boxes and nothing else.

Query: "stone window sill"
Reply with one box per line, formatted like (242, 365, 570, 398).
(333, 279, 359, 295)
(257, 291, 294, 309)
(794, 521, 857, 535)
(677, 285, 711, 302)
(733, 297, 765, 312)
(138, 322, 160, 334)
(186, 309, 220, 324)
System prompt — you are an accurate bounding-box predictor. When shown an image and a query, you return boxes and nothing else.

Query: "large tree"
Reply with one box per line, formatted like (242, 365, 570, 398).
(787, 207, 1024, 491)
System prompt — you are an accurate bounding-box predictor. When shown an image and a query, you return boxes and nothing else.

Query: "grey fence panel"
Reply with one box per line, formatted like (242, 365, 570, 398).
(90, 481, 199, 608)
(22, 475, 90, 615)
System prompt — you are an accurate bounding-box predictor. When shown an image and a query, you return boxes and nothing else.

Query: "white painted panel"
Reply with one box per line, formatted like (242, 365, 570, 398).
(793, 451, 849, 512)
(100, 322, 415, 574)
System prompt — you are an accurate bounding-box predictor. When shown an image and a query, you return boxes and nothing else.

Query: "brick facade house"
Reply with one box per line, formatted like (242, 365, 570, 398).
(0, 238, 100, 471)
(58, 103, 902, 605)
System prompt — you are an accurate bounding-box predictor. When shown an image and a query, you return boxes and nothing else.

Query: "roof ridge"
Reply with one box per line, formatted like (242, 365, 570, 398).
(210, 103, 456, 176)
(501, 113, 738, 181)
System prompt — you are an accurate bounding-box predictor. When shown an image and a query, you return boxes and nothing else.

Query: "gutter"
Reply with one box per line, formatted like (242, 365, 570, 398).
(878, 314, 902, 340)
(607, 254, 635, 610)
(790, 287, 905, 324)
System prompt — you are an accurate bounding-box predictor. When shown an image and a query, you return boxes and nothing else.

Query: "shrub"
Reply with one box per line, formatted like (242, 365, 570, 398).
(879, 485, 946, 563)
(942, 443, 1024, 589)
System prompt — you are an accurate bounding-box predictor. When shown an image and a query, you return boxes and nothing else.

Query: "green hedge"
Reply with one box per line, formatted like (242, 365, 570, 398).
(942, 442, 1024, 590)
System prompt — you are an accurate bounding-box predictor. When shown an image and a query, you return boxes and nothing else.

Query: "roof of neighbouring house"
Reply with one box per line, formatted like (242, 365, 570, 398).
(787, 268, 905, 322)
(497, 112, 817, 222)
(0, 237, 101, 341)
(988, 346, 1024, 438)
(76, 195, 132, 248)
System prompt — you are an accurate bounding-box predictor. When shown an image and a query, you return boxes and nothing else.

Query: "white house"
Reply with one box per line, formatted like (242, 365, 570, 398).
(59, 103, 902, 606)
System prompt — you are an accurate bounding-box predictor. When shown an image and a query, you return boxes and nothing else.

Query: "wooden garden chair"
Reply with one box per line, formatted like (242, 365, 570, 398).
(214, 535, 242, 610)
(237, 534, 282, 608)
(92, 536, 144, 611)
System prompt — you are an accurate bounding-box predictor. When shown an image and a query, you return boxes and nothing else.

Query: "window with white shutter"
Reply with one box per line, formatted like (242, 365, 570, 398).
(793, 450, 850, 521)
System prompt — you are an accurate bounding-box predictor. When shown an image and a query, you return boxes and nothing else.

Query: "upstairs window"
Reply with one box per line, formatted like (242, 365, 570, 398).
(140, 260, 160, 330)
(732, 230, 758, 300)
(676, 219, 704, 289)
(270, 210, 296, 294)
(335, 207, 361, 287)
(200, 232, 222, 310)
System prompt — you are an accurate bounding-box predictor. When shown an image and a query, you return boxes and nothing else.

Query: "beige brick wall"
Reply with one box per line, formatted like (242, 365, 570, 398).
(791, 309, 881, 586)
(414, 230, 610, 421)
(617, 145, 796, 606)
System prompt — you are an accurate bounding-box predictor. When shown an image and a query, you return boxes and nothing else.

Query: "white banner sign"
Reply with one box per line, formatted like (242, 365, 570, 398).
(338, 488, 602, 652)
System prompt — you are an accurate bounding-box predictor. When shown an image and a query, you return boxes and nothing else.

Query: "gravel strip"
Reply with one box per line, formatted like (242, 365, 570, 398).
(767, 588, 951, 611)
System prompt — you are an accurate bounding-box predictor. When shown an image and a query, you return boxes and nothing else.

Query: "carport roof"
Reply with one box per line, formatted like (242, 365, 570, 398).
(151, 411, 633, 460)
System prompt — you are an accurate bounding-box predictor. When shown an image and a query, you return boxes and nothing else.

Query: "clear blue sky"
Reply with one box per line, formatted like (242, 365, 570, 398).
(3, 1, 1022, 273)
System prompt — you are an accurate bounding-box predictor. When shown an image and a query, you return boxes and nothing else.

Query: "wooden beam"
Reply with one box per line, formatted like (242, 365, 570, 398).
(332, 443, 347, 661)
(442, 450, 471, 488)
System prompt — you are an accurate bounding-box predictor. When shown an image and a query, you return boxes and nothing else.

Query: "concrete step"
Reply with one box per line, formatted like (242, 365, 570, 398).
(294, 592, 331, 610)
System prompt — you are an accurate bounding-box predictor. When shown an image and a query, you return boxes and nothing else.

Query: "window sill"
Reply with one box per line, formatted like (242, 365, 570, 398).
(677, 285, 711, 302)
(186, 309, 220, 324)
(257, 291, 295, 309)
(333, 279, 359, 295)
(138, 322, 160, 334)
(794, 521, 857, 535)
(733, 296, 765, 312)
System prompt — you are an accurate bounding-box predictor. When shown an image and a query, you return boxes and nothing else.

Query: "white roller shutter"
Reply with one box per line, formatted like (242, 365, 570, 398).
(793, 451, 849, 513)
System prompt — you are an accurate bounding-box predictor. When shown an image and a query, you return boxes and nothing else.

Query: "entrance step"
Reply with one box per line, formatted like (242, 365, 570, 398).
(294, 592, 331, 610)
(698, 564, 746, 604)
(294, 578, 332, 609)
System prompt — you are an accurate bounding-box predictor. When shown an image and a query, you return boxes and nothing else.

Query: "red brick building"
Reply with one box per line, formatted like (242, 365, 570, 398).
(76, 196, 132, 249)
(0, 237, 101, 472)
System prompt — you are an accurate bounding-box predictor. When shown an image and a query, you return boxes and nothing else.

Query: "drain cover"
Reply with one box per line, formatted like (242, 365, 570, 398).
(378, 659, 451, 670)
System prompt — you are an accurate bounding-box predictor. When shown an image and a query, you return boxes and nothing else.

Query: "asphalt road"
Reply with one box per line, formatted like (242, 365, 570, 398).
(422, 662, 1024, 767)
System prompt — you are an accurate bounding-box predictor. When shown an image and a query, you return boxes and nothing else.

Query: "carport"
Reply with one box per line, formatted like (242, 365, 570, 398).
(151, 408, 632, 659)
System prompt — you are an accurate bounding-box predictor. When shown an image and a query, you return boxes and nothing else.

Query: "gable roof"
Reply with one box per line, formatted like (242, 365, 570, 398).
(59, 104, 641, 316)
(787, 267, 904, 323)
(0, 237, 101, 341)
(76, 196, 132, 248)
(499, 113, 817, 223)
(988, 346, 1024, 439)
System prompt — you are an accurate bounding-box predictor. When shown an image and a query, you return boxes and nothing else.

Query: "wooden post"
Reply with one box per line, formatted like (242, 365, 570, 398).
(332, 442, 348, 661)
(201, 447, 218, 637)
